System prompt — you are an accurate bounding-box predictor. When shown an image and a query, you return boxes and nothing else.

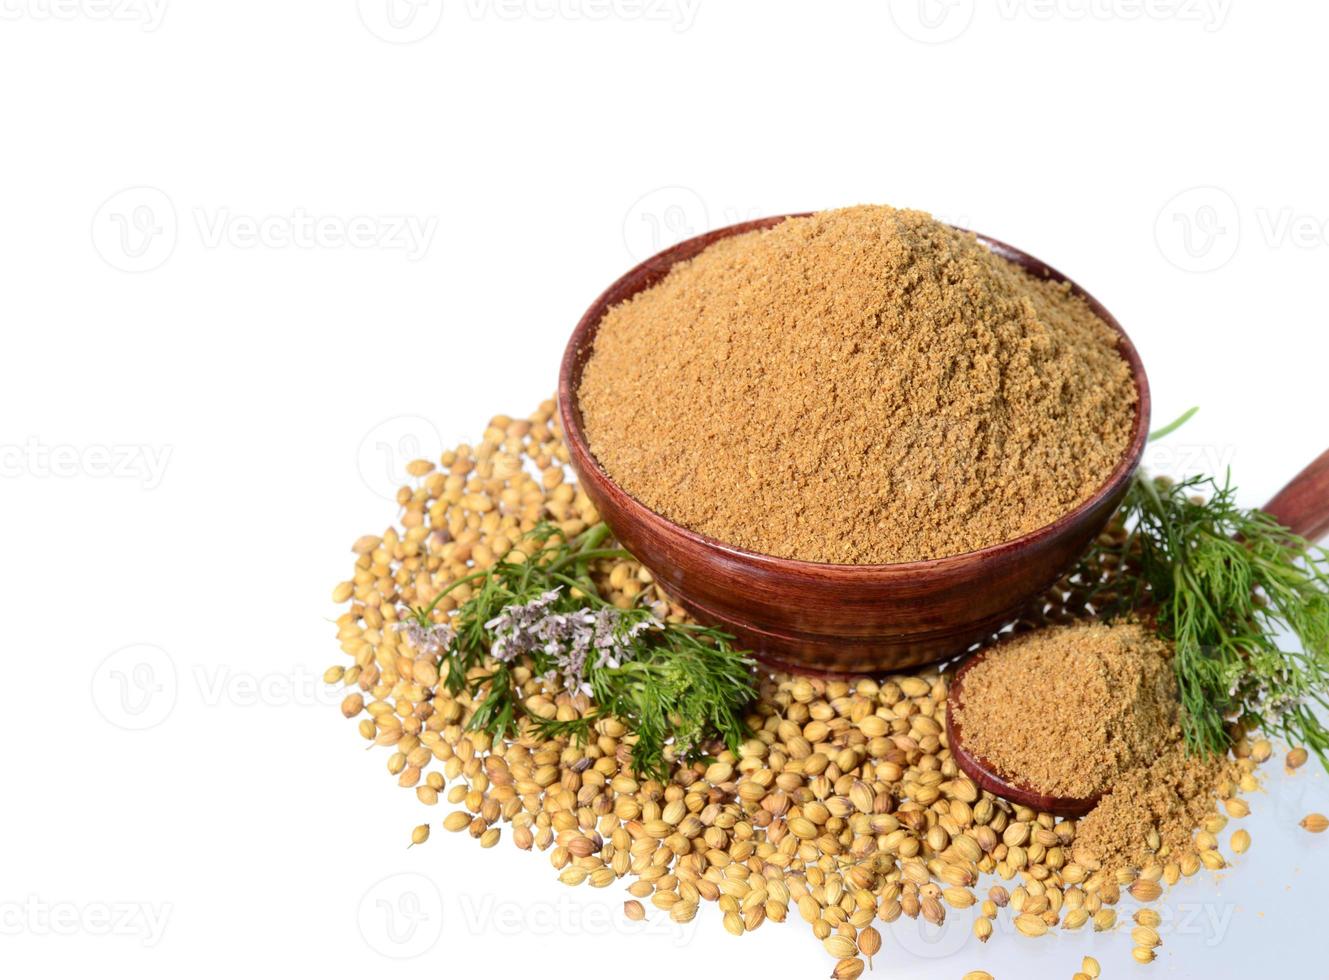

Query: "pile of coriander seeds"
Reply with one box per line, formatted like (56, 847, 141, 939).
(328, 400, 1272, 977)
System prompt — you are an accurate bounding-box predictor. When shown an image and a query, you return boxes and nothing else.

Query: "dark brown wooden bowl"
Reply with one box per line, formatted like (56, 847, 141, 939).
(557, 213, 1152, 675)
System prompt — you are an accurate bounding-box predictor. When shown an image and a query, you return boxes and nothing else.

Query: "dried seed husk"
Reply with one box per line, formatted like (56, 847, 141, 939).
(858, 926, 881, 962)
(1061, 908, 1089, 931)
(1132, 925, 1161, 948)
(942, 887, 975, 909)
(1135, 908, 1161, 928)
(1014, 912, 1048, 937)
(1129, 879, 1163, 902)
(831, 959, 865, 980)
(822, 935, 857, 959)
(1301, 813, 1329, 833)
(671, 902, 698, 923)
(921, 896, 945, 925)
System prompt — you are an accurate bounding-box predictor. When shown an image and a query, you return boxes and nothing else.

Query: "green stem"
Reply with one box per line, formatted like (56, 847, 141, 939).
(416, 567, 493, 622)
(550, 548, 632, 570)
(1149, 406, 1199, 442)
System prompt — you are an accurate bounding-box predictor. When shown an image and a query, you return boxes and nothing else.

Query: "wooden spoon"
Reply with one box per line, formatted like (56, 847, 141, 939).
(946, 448, 1329, 817)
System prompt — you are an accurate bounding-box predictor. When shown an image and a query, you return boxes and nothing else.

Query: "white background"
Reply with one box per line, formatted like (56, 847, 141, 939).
(2, 1, 1327, 977)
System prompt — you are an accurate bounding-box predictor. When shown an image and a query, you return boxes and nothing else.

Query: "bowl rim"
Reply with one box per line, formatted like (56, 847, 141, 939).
(558, 212, 1152, 577)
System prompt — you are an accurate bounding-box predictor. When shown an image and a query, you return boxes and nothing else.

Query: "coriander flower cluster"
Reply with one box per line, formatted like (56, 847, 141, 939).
(397, 619, 456, 658)
(484, 588, 659, 696)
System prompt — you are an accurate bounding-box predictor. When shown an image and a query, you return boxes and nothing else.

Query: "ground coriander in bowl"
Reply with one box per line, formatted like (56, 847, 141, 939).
(953, 621, 1181, 801)
(577, 205, 1138, 564)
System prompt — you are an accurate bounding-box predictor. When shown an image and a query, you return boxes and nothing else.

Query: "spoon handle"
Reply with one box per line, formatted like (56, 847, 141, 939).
(1263, 448, 1329, 543)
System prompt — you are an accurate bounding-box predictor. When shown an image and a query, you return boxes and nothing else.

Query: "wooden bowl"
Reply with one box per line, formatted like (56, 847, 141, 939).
(557, 214, 1152, 675)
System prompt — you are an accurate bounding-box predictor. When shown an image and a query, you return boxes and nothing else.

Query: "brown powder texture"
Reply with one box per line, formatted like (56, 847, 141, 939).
(576, 205, 1137, 564)
(1075, 741, 1233, 874)
(954, 622, 1178, 800)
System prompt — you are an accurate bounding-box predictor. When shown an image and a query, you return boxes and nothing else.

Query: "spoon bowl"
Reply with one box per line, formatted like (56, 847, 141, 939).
(558, 213, 1152, 675)
(945, 450, 1329, 816)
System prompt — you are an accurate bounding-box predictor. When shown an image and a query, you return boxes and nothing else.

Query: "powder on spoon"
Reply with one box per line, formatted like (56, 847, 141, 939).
(577, 205, 1137, 564)
(953, 621, 1179, 801)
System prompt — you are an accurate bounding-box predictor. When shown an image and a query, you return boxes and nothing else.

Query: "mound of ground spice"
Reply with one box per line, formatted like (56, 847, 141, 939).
(577, 205, 1137, 563)
(954, 622, 1179, 800)
(1075, 740, 1235, 873)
